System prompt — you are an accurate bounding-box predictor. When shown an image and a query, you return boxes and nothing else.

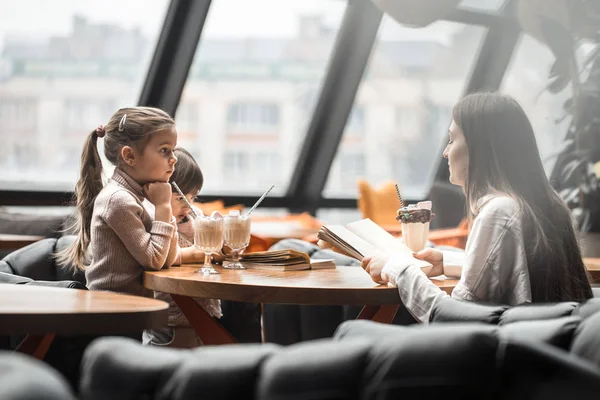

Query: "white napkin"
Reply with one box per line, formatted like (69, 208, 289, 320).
(441, 249, 465, 278)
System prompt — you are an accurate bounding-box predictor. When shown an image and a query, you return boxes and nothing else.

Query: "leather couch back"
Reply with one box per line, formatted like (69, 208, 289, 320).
(0, 235, 85, 285)
(80, 322, 600, 400)
(429, 297, 600, 325)
(339, 297, 600, 363)
(0, 351, 76, 400)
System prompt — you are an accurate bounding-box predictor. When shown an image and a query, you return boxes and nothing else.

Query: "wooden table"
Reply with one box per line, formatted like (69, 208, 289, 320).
(584, 257, 600, 283)
(0, 234, 45, 250)
(0, 284, 168, 359)
(144, 266, 458, 345)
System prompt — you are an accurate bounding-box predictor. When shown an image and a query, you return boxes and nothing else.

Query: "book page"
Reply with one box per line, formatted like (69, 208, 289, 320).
(345, 218, 431, 269)
(322, 225, 378, 259)
(310, 258, 336, 270)
(345, 219, 412, 254)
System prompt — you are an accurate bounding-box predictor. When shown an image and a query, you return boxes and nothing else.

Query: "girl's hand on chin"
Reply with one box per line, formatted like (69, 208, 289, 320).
(144, 182, 172, 207)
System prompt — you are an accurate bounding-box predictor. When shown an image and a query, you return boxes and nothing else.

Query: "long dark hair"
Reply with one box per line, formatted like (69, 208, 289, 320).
(453, 92, 592, 302)
(58, 107, 175, 270)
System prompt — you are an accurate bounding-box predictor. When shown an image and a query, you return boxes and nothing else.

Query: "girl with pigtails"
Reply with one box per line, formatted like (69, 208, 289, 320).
(58, 107, 179, 299)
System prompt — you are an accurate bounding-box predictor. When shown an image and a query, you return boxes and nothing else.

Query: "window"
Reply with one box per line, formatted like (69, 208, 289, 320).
(176, 0, 347, 196)
(0, 98, 38, 135)
(226, 102, 280, 132)
(340, 153, 365, 188)
(500, 34, 573, 176)
(175, 101, 199, 140)
(345, 107, 365, 137)
(458, 0, 507, 12)
(64, 98, 115, 136)
(256, 152, 281, 180)
(395, 106, 420, 139)
(324, 19, 486, 199)
(223, 151, 250, 181)
(0, 0, 170, 190)
(222, 150, 283, 190)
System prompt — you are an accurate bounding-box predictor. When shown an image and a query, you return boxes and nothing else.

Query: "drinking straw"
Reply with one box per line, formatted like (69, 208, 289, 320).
(395, 183, 404, 208)
(172, 182, 198, 219)
(246, 185, 275, 216)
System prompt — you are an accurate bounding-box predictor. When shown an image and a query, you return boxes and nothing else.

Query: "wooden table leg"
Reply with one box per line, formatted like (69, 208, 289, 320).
(171, 295, 238, 345)
(15, 334, 55, 360)
(357, 305, 399, 324)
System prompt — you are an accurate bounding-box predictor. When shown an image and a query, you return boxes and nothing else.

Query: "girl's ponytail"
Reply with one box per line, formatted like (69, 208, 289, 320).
(57, 129, 104, 270)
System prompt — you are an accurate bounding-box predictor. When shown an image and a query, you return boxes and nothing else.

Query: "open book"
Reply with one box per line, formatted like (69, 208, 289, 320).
(317, 218, 432, 273)
(238, 250, 336, 271)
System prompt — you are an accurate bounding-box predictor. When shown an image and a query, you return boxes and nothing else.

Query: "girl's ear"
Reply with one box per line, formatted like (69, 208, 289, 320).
(121, 146, 136, 167)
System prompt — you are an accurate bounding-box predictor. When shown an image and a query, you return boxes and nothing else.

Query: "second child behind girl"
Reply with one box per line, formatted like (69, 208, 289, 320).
(59, 107, 179, 301)
(144, 148, 222, 348)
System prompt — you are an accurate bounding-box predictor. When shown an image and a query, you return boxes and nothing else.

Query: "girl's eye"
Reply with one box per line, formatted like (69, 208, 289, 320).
(448, 140, 453, 145)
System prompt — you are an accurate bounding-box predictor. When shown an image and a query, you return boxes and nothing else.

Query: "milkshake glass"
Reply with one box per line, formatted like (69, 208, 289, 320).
(223, 210, 251, 269)
(194, 212, 224, 275)
(397, 203, 434, 252)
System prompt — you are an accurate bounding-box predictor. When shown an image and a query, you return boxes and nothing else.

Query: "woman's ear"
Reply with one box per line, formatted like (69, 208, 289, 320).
(121, 146, 136, 167)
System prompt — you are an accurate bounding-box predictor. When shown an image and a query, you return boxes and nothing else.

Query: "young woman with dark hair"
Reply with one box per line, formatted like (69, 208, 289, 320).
(362, 92, 593, 322)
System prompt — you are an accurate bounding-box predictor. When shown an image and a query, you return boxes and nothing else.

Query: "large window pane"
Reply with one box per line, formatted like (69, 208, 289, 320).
(323, 18, 486, 199)
(500, 34, 573, 176)
(176, 0, 346, 196)
(458, 0, 507, 12)
(0, 0, 169, 190)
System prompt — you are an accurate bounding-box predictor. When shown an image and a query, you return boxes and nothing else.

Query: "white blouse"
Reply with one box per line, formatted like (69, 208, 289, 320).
(381, 194, 532, 323)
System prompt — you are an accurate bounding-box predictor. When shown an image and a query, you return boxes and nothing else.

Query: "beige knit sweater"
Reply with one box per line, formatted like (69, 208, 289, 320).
(85, 168, 178, 298)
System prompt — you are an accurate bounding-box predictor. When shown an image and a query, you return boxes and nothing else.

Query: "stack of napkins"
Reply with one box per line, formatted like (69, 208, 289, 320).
(240, 250, 335, 271)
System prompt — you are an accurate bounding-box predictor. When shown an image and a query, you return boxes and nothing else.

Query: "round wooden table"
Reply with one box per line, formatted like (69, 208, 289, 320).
(145, 265, 456, 304)
(144, 265, 458, 345)
(0, 284, 168, 359)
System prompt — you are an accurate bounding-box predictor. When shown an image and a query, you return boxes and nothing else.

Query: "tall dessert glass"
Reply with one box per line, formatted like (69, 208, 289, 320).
(194, 213, 224, 275)
(397, 204, 434, 252)
(223, 210, 251, 269)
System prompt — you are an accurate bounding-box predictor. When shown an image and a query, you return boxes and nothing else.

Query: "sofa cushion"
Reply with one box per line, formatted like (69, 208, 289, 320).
(499, 303, 577, 325)
(498, 316, 580, 350)
(2, 236, 84, 285)
(0, 260, 13, 275)
(0, 351, 77, 400)
(80, 337, 194, 400)
(570, 311, 600, 367)
(429, 297, 507, 324)
(0, 270, 84, 290)
(161, 344, 279, 400)
(334, 319, 411, 340)
(258, 339, 370, 400)
(498, 338, 600, 399)
(53, 236, 85, 283)
(0, 271, 33, 284)
(362, 324, 499, 399)
(27, 280, 87, 290)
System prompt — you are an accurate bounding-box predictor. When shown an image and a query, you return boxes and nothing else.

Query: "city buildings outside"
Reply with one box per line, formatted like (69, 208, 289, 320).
(0, 3, 571, 222)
